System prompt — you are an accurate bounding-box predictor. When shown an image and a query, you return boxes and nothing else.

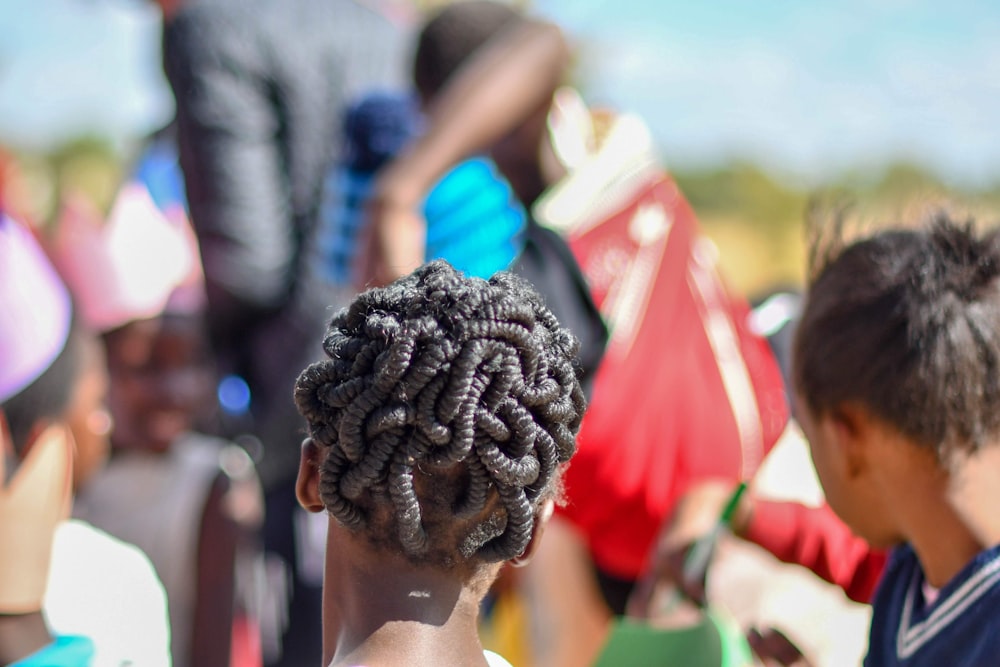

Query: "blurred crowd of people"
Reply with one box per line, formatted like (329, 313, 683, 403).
(3, 2, 1000, 667)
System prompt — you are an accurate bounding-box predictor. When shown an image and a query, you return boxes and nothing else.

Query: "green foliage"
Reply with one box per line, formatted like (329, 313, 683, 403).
(9, 135, 123, 227)
(673, 162, 807, 234)
(669, 159, 1000, 294)
(674, 159, 1000, 226)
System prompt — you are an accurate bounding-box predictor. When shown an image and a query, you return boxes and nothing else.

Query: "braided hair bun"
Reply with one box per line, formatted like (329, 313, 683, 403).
(295, 260, 585, 565)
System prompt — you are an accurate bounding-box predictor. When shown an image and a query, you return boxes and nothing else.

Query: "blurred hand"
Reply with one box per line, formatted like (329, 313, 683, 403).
(627, 480, 752, 617)
(747, 627, 814, 667)
(356, 168, 428, 289)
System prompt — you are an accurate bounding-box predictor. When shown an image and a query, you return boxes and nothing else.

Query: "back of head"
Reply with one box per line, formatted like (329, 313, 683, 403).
(294, 260, 585, 568)
(794, 213, 1000, 459)
(413, 0, 521, 101)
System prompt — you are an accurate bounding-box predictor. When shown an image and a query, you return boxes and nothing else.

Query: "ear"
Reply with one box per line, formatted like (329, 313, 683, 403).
(0, 411, 12, 460)
(510, 498, 555, 568)
(295, 438, 325, 513)
(0, 411, 10, 482)
(828, 402, 875, 479)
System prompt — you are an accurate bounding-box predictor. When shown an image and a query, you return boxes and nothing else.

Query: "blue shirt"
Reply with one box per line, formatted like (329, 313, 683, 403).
(423, 158, 525, 280)
(865, 543, 1000, 666)
(11, 635, 95, 666)
(133, 137, 188, 213)
(316, 157, 526, 285)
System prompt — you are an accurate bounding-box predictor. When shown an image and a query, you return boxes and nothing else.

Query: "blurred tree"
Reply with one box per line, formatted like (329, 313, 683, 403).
(674, 162, 807, 234)
(46, 135, 122, 226)
(672, 159, 1000, 298)
(673, 163, 808, 296)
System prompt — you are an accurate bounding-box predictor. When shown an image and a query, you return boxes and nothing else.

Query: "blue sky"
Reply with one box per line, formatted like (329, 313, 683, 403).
(0, 0, 172, 150)
(1, 0, 998, 186)
(536, 0, 1000, 186)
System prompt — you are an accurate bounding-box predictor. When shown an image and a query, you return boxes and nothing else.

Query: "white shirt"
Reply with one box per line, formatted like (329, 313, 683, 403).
(43, 519, 172, 667)
(484, 649, 514, 667)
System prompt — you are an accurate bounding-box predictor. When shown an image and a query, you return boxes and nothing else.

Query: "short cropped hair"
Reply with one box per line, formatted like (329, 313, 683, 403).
(794, 213, 1000, 458)
(413, 0, 521, 100)
(2, 322, 82, 455)
(294, 261, 585, 567)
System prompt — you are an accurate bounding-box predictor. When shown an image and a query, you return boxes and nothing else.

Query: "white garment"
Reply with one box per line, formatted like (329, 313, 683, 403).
(43, 519, 172, 667)
(484, 649, 514, 667)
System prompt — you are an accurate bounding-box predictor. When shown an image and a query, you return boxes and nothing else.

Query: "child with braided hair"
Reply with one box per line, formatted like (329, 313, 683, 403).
(293, 260, 585, 667)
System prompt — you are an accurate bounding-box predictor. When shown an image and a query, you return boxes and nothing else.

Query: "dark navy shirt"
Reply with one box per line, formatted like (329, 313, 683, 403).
(866, 543, 1000, 666)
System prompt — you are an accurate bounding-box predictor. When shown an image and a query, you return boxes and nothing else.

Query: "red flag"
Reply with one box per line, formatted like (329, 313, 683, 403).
(540, 145, 788, 580)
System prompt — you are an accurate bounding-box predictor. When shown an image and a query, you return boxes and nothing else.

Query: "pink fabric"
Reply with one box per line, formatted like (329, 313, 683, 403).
(0, 215, 72, 403)
(52, 183, 204, 332)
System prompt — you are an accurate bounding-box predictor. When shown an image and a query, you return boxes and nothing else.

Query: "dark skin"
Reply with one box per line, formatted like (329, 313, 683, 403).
(0, 612, 49, 665)
(295, 439, 549, 667)
(103, 315, 215, 454)
(748, 627, 813, 667)
(102, 314, 259, 667)
(363, 19, 569, 287)
(632, 481, 816, 666)
(321, 521, 496, 667)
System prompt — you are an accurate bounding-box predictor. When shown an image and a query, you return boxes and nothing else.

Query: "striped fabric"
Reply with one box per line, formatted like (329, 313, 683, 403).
(865, 543, 1000, 666)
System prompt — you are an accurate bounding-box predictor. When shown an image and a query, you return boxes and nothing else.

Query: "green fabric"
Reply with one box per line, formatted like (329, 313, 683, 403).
(593, 611, 753, 667)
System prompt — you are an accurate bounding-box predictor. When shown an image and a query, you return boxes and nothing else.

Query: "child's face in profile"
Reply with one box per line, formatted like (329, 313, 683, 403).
(795, 393, 897, 547)
(796, 398, 849, 514)
(104, 315, 214, 453)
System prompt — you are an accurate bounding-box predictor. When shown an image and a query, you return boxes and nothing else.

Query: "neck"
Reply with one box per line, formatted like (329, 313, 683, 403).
(322, 520, 494, 667)
(0, 611, 51, 665)
(899, 445, 1000, 588)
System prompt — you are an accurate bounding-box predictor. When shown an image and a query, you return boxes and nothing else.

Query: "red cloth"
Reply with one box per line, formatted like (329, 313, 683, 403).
(555, 174, 789, 580)
(230, 613, 263, 667)
(745, 500, 887, 603)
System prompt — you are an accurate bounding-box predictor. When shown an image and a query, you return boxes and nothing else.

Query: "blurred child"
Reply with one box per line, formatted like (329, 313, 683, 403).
(653, 214, 1000, 666)
(0, 215, 91, 666)
(673, 214, 1000, 665)
(292, 260, 586, 666)
(54, 182, 265, 667)
(0, 214, 171, 667)
(785, 214, 1000, 665)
